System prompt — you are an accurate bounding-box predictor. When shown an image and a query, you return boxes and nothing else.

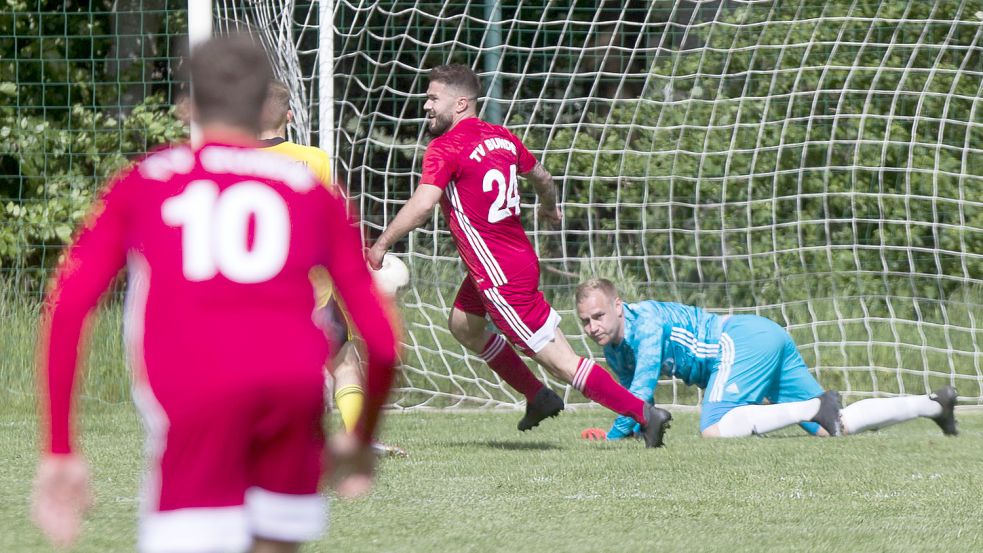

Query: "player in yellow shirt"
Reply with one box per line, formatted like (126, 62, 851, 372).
(260, 80, 405, 457)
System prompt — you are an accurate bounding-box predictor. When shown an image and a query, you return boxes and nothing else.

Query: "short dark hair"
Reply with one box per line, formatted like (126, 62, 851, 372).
(429, 64, 481, 100)
(190, 35, 272, 132)
(261, 80, 291, 132)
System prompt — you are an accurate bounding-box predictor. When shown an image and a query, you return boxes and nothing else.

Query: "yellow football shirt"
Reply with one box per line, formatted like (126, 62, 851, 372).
(260, 138, 337, 309)
(261, 138, 333, 188)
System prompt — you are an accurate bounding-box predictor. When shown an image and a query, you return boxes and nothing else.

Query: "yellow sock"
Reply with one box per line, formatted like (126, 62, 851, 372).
(334, 384, 365, 433)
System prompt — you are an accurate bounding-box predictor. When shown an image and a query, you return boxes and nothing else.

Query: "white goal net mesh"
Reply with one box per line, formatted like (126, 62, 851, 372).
(217, 0, 983, 409)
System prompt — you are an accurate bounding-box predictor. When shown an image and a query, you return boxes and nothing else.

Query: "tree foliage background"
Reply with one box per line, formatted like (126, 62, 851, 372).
(0, 0, 186, 290)
(2, 0, 980, 311)
(336, 0, 981, 312)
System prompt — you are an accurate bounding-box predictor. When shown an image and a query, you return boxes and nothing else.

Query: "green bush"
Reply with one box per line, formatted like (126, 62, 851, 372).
(0, 100, 186, 271)
(0, 3, 186, 287)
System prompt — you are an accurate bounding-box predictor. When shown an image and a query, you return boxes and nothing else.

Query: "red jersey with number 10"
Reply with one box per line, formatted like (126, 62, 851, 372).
(39, 141, 399, 455)
(421, 117, 540, 289)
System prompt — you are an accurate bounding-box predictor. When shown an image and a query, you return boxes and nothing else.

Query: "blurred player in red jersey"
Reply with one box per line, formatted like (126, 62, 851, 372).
(32, 35, 400, 553)
(366, 64, 671, 447)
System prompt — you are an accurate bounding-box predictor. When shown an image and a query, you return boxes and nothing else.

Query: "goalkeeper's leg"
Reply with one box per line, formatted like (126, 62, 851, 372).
(840, 386, 958, 435)
(702, 316, 841, 437)
(705, 393, 840, 438)
(330, 341, 408, 457)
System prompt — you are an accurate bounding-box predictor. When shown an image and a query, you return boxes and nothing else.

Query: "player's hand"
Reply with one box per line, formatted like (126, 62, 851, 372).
(581, 428, 607, 441)
(31, 453, 92, 547)
(538, 204, 563, 227)
(365, 244, 387, 271)
(328, 432, 377, 499)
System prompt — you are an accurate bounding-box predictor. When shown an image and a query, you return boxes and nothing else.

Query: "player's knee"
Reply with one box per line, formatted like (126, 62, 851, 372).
(447, 310, 484, 351)
(530, 340, 578, 382)
(331, 343, 363, 386)
(446, 309, 466, 338)
(701, 424, 722, 438)
(537, 360, 571, 381)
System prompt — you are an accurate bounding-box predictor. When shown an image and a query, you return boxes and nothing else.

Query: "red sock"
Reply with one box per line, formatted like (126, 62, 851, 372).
(480, 335, 544, 402)
(572, 358, 646, 424)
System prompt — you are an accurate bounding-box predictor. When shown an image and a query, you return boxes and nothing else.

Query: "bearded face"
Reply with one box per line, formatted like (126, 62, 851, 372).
(426, 109, 454, 137)
(423, 80, 461, 137)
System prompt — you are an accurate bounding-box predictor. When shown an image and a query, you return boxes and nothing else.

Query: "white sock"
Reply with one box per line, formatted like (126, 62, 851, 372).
(840, 395, 942, 435)
(716, 398, 821, 437)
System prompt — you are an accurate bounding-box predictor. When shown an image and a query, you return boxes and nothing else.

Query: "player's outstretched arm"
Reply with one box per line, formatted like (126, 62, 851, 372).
(39, 178, 129, 456)
(34, 176, 130, 546)
(521, 163, 561, 226)
(366, 183, 443, 269)
(606, 333, 664, 440)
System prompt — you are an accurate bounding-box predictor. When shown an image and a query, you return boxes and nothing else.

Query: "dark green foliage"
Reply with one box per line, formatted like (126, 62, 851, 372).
(520, 1, 982, 310)
(0, 3, 187, 288)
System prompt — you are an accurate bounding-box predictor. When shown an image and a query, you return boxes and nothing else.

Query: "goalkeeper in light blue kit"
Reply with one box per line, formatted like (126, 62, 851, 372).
(574, 278, 958, 441)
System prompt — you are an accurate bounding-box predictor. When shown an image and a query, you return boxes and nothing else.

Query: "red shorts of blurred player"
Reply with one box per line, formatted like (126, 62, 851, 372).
(133, 365, 327, 553)
(453, 263, 561, 357)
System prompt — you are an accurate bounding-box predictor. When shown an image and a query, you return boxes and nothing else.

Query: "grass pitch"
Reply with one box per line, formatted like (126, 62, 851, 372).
(2, 399, 981, 553)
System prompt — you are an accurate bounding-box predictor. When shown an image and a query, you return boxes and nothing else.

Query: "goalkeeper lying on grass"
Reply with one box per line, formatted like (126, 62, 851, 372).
(575, 278, 958, 442)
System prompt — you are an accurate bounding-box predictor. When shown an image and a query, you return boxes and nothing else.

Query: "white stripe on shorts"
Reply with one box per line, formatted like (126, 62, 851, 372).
(140, 507, 250, 553)
(245, 486, 328, 542)
(524, 308, 561, 354)
(709, 333, 735, 403)
(483, 287, 534, 342)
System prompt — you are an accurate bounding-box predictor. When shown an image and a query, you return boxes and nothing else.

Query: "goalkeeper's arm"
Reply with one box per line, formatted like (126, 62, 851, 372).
(607, 335, 663, 440)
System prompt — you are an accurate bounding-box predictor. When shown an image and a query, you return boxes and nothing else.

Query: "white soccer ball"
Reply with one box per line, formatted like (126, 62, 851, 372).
(371, 254, 410, 296)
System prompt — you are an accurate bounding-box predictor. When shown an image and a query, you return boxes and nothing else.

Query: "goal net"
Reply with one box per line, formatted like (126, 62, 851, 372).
(226, 0, 982, 409)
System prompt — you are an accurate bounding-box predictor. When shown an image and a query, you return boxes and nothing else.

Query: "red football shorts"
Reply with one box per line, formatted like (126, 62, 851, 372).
(453, 264, 561, 357)
(133, 366, 328, 553)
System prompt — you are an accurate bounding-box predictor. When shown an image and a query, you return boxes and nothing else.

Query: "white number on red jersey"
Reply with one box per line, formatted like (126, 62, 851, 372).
(162, 180, 290, 283)
(483, 164, 520, 223)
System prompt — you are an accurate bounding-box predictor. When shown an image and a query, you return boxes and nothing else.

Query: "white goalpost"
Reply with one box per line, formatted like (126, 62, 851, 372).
(212, 0, 982, 410)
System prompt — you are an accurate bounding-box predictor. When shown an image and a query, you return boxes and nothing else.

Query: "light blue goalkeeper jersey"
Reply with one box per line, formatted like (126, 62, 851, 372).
(602, 301, 726, 439)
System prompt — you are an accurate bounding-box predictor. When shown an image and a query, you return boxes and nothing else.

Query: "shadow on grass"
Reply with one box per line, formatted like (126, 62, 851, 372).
(442, 440, 562, 451)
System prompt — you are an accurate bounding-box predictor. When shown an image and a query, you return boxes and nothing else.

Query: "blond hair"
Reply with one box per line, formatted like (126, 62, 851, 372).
(261, 80, 291, 132)
(575, 278, 619, 304)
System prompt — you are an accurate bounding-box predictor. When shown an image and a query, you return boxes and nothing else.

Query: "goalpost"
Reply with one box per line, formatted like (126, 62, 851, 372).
(212, 0, 982, 409)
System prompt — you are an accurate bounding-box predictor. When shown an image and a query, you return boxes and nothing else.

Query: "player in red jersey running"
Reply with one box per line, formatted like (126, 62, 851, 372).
(32, 36, 400, 553)
(366, 64, 670, 447)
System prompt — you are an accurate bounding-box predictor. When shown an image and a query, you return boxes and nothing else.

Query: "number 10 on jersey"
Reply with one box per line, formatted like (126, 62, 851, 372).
(483, 164, 520, 223)
(162, 180, 290, 283)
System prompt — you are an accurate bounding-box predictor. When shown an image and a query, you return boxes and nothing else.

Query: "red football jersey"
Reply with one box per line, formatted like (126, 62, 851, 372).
(421, 117, 540, 289)
(39, 141, 398, 454)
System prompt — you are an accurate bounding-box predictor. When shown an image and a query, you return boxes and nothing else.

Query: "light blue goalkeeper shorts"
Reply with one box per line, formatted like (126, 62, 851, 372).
(700, 315, 824, 434)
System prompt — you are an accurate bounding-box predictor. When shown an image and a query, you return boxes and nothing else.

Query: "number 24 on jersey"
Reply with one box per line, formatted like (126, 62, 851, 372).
(484, 164, 520, 223)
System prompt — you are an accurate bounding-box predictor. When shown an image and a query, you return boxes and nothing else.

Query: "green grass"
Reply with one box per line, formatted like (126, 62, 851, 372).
(2, 401, 982, 553)
(3, 279, 980, 551)
(5, 279, 979, 408)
